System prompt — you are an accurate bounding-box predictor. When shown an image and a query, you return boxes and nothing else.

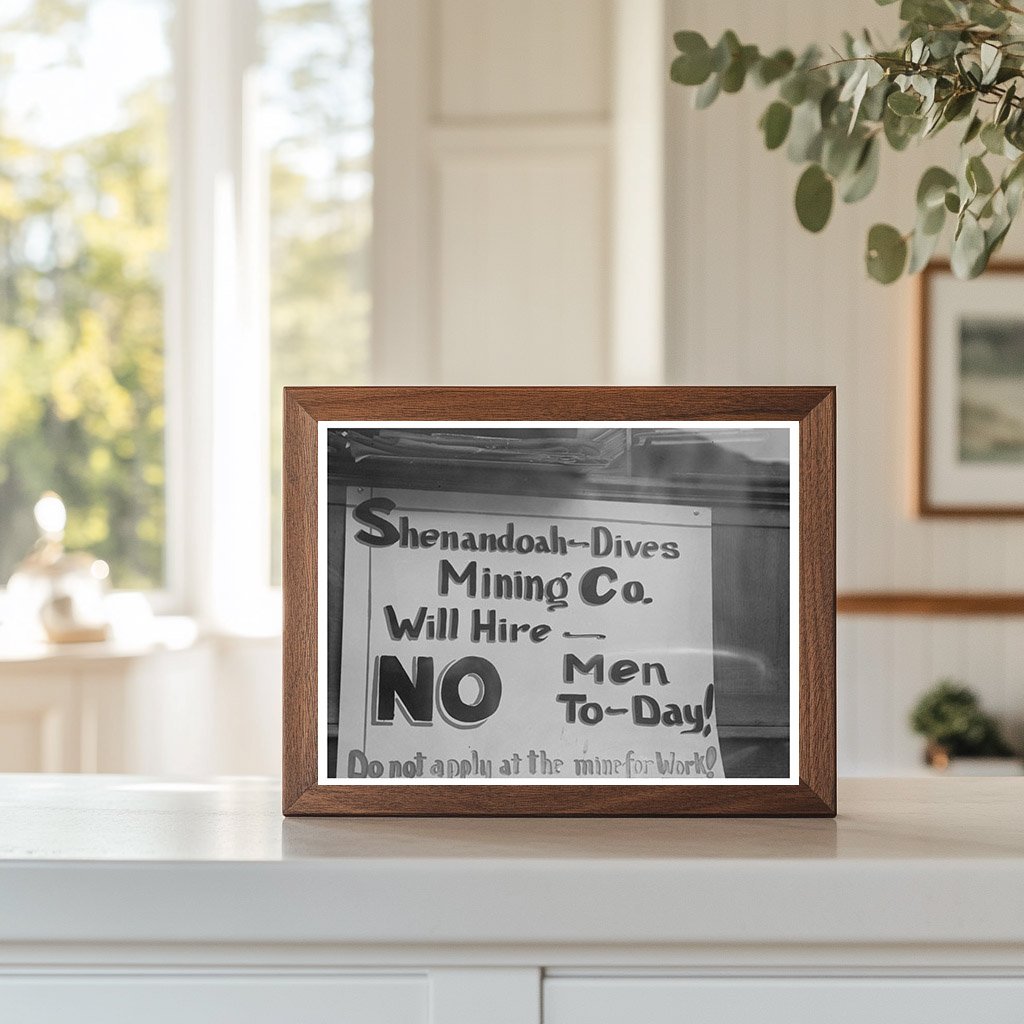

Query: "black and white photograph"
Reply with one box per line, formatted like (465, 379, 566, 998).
(320, 422, 797, 785)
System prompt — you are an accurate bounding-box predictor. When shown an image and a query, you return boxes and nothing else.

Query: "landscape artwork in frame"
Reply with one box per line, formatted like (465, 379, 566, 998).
(919, 262, 1024, 516)
(282, 388, 836, 817)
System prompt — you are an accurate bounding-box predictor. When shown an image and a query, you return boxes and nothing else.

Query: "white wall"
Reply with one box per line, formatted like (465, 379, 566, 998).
(665, 0, 1024, 772)
(374, 0, 614, 384)
(373, 0, 665, 386)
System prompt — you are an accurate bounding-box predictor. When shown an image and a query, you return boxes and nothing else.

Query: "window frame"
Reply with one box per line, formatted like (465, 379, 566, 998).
(163, 0, 279, 632)
(0, 0, 370, 633)
(0, 0, 188, 618)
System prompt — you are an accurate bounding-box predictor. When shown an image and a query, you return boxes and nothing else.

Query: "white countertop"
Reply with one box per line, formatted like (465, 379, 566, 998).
(1, 775, 1022, 951)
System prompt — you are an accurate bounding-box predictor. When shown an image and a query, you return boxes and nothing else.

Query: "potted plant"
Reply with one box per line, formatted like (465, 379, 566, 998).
(909, 680, 1020, 773)
(670, 0, 1024, 283)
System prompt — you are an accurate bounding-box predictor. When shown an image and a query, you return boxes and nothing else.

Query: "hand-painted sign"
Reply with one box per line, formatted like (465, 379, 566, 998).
(336, 488, 721, 782)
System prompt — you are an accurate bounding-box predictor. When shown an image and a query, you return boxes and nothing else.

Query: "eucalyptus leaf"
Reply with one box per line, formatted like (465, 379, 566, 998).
(920, 199, 946, 235)
(694, 73, 721, 109)
(839, 62, 868, 104)
(958, 157, 978, 207)
(754, 49, 795, 87)
(981, 42, 1003, 86)
(1005, 156, 1024, 189)
(913, 75, 937, 111)
(840, 59, 885, 130)
(921, 103, 942, 138)
(903, 0, 959, 28)
(951, 212, 986, 278)
(779, 74, 807, 106)
(721, 44, 759, 92)
(1002, 125, 1023, 162)
(942, 91, 974, 122)
(962, 115, 983, 145)
(1007, 109, 1024, 148)
(970, 2, 1009, 29)
(967, 154, 995, 195)
(957, 56, 982, 89)
(795, 164, 834, 232)
(787, 101, 824, 162)
(866, 223, 908, 283)
(981, 121, 1006, 155)
(671, 47, 712, 87)
(908, 221, 943, 273)
(674, 29, 707, 53)
(884, 106, 922, 150)
(917, 166, 957, 210)
(801, 68, 833, 104)
(1002, 158, 1024, 218)
(999, 156, 1024, 187)
(1006, 172, 1024, 218)
(710, 31, 740, 73)
(820, 85, 841, 126)
(760, 101, 793, 150)
(927, 30, 963, 60)
(842, 137, 881, 203)
(822, 129, 863, 178)
(996, 82, 1017, 124)
(888, 90, 921, 115)
(988, 183, 1012, 222)
(861, 79, 893, 122)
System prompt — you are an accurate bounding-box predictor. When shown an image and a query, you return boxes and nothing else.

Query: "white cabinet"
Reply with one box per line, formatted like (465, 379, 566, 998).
(1, 777, 1022, 1023)
(544, 978, 1024, 1024)
(0, 975, 428, 1024)
(7, 972, 1024, 1024)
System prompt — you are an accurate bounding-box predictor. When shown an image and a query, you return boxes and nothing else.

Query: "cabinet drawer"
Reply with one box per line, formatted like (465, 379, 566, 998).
(0, 974, 427, 1024)
(544, 977, 1024, 1024)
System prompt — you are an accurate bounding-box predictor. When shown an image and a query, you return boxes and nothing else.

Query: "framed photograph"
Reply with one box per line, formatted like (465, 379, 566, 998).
(283, 387, 835, 816)
(918, 261, 1024, 516)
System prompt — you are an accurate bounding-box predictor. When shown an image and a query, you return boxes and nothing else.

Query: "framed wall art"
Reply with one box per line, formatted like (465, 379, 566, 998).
(918, 261, 1024, 517)
(282, 387, 836, 816)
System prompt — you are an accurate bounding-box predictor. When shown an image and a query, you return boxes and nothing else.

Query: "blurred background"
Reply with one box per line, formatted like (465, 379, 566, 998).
(0, 0, 1021, 778)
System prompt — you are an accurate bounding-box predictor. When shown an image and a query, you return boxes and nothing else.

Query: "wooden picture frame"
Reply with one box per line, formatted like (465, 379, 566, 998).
(283, 387, 836, 816)
(917, 260, 1024, 517)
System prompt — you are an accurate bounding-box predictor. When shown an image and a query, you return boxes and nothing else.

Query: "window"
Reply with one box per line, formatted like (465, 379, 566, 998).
(0, 0, 373, 615)
(0, 0, 172, 589)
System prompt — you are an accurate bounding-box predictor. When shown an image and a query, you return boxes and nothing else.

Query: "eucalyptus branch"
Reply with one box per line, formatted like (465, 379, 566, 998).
(670, 0, 1024, 282)
(810, 55, 891, 72)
